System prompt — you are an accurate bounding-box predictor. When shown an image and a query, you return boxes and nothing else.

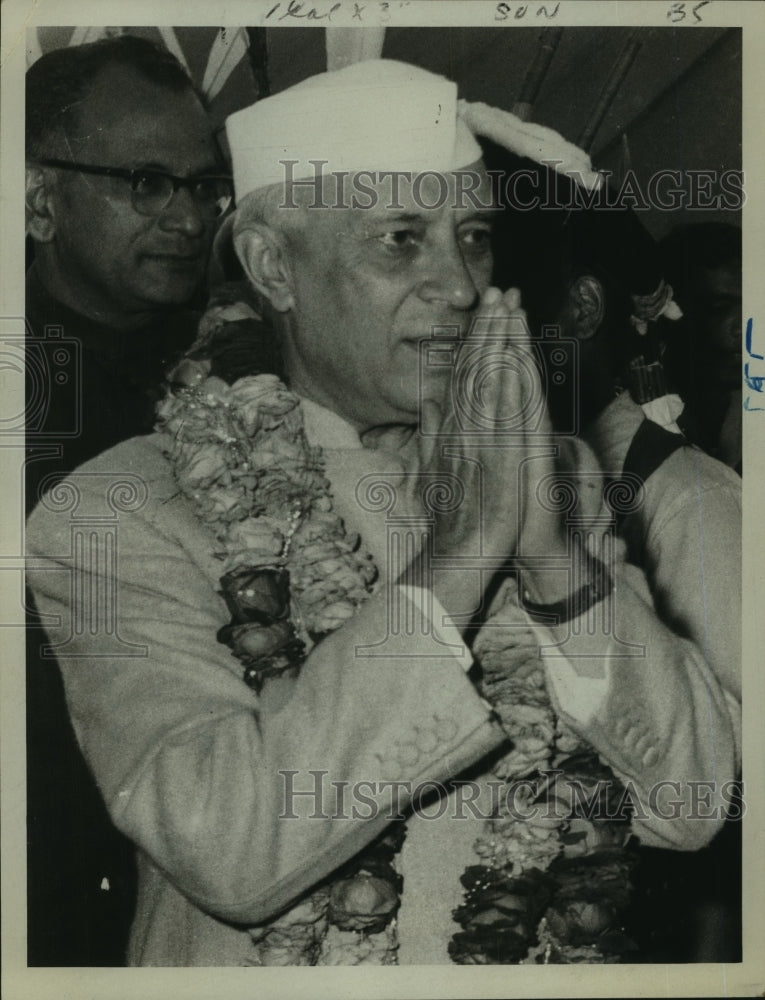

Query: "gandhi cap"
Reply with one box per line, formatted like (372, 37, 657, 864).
(225, 57, 604, 204)
(226, 59, 482, 202)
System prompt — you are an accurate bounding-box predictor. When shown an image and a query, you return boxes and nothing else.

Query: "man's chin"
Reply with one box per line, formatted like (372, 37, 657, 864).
(137, 264, 205, 308)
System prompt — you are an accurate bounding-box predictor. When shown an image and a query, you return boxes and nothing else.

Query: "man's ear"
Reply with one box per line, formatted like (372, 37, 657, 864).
(25, 165, 57, 243)
(568, 274, 605, 341)
(233, 224, 295, 313)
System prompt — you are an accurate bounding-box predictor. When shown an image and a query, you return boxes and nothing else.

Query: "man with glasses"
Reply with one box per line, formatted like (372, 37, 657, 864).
(25, 34, 232, 503)
(24, 34, 231, 965)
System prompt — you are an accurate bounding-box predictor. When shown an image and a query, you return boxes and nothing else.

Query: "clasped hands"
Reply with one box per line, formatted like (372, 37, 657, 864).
(389, 286, 573, 624)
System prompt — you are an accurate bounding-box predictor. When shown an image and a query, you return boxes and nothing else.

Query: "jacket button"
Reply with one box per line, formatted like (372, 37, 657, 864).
(434, 716, 458, 741)
(642, 747, 659, 767)
(614, 716, 630, 737)
(621, 725, 637, 747)
(633, 731, 650, 753)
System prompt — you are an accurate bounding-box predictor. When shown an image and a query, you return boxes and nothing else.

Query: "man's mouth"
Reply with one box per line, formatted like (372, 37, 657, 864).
(402, 330, 463, 346)
(144, 251, 202, 266)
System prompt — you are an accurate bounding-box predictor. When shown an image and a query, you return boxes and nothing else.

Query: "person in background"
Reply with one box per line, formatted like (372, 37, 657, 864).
(658, 222, 742, 474)
(25, 33, 232, 505)
(24, 34, 231, 964)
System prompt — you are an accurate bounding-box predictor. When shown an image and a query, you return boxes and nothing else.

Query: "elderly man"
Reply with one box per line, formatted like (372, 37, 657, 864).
(27, 60, 740, 966)
(25, 34, 231, 964)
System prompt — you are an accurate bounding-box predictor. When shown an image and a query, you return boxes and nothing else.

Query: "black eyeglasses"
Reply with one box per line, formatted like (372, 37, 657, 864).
(37, 159, 233, 219)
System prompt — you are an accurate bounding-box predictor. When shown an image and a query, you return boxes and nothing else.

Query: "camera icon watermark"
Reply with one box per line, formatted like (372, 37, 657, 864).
(0, 316, 82, 438)
(417, 324, 580, 438)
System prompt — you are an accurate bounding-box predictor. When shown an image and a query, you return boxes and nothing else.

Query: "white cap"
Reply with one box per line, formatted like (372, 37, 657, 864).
(226, 59, 482, 202)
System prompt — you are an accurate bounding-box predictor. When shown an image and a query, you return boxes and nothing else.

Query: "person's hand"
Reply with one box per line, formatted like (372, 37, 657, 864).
(417, 285, 559, 554)
(396, 286, 569, 622)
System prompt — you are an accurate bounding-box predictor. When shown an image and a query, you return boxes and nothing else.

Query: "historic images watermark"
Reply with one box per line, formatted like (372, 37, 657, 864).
(278, 769, 746, 823)
(278, 161, 745, 213)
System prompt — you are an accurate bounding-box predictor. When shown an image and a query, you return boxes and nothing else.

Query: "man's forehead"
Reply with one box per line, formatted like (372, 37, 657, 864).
(297, 159, 495, 223)
(66, 65, 215, 167)
(74, 66, 162, 111)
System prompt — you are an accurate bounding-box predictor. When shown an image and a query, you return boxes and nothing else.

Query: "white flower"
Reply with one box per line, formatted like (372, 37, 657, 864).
(229, 375, 298, 436)
(176, 443, 230, 488)
(226, 520, 284, 557)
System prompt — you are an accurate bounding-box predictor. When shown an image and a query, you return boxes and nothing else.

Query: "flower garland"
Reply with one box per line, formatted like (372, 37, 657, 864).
(450, 578, 637, 964)
(156, 291, 637, 965)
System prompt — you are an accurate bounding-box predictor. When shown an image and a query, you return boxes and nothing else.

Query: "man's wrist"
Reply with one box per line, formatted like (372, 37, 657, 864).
(520, 546, 613, 626)
(516, 526, 571, 603)
(397, 548, 477, 638)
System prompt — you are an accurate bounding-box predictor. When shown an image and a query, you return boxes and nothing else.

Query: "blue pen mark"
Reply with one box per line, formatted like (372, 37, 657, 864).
(743, 319, 765, 410)
(744, 363, 765, 393)
(743, 395, 765, 411)
(745, 318, 763, 360)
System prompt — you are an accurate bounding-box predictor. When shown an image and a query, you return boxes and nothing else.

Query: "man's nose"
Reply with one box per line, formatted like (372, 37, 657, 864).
(157, 186, 207, 238)
(417, 244, 480, 312)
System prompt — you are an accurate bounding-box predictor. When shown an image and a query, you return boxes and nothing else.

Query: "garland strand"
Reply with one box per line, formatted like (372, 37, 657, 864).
(450, 581, 637, 964)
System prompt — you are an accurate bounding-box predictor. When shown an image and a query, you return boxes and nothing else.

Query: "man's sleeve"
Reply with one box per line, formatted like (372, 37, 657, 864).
(643, 466, 742, 703)
(542, 555, 740, 851)
(25, 476, 502, 927)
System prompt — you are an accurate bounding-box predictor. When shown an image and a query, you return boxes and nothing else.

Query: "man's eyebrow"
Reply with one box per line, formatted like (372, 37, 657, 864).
(459, 208, 496, 222)
(130, 160, 226, 176)
(363, 211, 426, 226)
(455, 208, 497, 228)
(362, 209, 496, 225)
